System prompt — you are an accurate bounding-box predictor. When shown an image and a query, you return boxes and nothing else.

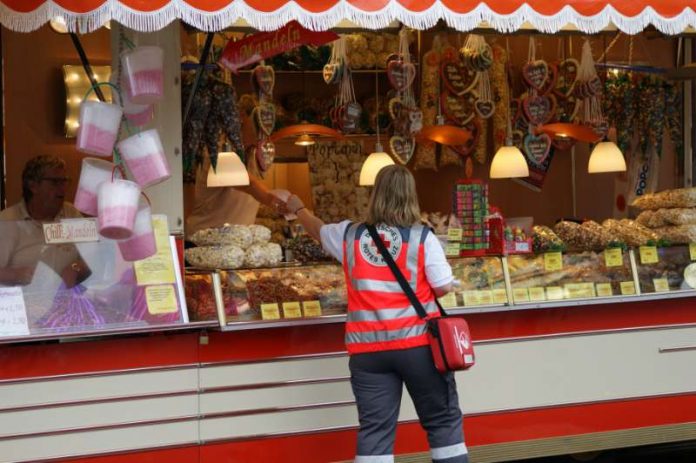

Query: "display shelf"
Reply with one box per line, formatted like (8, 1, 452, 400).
(635, 244, 696, 294)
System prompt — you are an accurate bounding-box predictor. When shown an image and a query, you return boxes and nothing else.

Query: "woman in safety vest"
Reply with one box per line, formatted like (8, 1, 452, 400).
(287, 165, 467, 463)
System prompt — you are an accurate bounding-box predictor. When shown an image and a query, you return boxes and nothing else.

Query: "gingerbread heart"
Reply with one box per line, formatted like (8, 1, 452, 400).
(256, 140, 275, 172)
(448, 120, 480, 158)
(555, 59, 579, 97)
(323, 63, 339, 84)
(587, 76, 603, 95)
(523, 94, 556, 126)
(388, 97, 404, 120)
(523, 133, 552, 167)
(254, 103, 276, 136)
(387, 60, 416, 92)
(512, 129, 525, 148)
(253, 65, 275, 96)
(538, 63, 558, 96)
(341, 102, 362, 133)
(441, 93, 475, 126)
(522, 60, 549, 91)
(510, 98, 523, 124)
(440, 59, 478, 96)
(389, 135, 415, 164)
(556, 94, 580, 123)
(474, 99, 495, 119)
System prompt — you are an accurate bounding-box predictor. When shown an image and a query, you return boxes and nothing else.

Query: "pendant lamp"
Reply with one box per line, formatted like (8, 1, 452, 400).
(270, 122, 342, 144)
(588, 141, 626, 173)
(207, 151, 250, 187)
(538, 122, 602, 143)
(359, 73, 394, 186)
(417, 116, 474, 146)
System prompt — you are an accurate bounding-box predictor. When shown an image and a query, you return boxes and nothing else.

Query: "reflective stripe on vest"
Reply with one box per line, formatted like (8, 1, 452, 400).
(349, 300, 440, 322)
(345, 223, 423, 293)
(345, 323, 428, 345)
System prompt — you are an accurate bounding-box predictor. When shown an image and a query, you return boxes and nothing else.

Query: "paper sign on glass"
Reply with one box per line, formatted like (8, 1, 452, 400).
(145, 285, 178, 314)
(596, 283, 613, 297)
(302, 301, 322, 317)
(653, 278, 670, 293)
(492, 288, 508, 304)
(620, 281, 636, 295)
(445, 243, 461, 257)
(447, 228, 463, 241)
(0, 287, 29, 337)
(438, 292, 457, 308)
(639, 246, 659, 265)
(134, 215, 176, 286)
(512, 288, 530, 303)
(546, 286, 564, 300)
(261, 303, 281, 320)
(604, 248, 623, 268)
(544, 252, 563, 272)
(528, 287, 546, 302)
(43, 218, 99, 244)
(690, 243, 696, 261)
(282, 301, 302, 318)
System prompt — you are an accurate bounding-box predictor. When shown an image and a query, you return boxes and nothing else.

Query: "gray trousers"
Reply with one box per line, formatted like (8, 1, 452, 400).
(349, 346, 468, 463)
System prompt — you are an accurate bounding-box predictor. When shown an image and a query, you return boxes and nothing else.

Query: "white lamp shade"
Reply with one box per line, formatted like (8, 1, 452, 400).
(588, 141, 626, 173)
(207, 152, 250, 187)
(359, 151, 394, 186)
(489, 146, 529, 179)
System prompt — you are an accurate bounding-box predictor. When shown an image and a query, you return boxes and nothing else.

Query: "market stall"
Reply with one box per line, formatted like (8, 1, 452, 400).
(2, 1, 696, 463)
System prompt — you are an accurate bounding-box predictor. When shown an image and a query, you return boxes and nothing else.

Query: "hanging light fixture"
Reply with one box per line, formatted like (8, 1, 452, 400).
(538, 122, 602, 143)
(588, 141, 626, 173)
(294, 133, 316, 146)
(490, 38, 529, 179)
(207, 150, 249, 187)
(359, 72, 394, 186)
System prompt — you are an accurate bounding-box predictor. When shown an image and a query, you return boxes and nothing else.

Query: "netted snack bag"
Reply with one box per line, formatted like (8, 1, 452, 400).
(581, 220, 614, 250)
(653, 225, 696, 244)
(532, 225, 565, 253)
(553, 221, 584, 251)
(632, 188, 696, 210)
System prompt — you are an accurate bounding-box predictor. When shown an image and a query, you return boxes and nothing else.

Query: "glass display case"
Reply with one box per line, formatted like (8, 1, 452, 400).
(445, 257, 508, 308)
(634, 245, 696, 294)
(0, 218, 188, 341)
(506, 249, 636, 302)
(184, 270, 218, 321)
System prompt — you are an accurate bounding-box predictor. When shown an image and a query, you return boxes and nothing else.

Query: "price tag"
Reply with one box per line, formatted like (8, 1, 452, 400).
(445, 243, 461, 257)
(690, 243, 696, 261)
(478, 290, 493, 305)
(438, 292, 457, 308)
(512, 288, 530, 303)
(261, 303, 281, 320)
(145, 285, 178, 314)
(620, 281, 636, 295)
(492, 289, 508, 304)
(565, 283, 596, 299)
(596, 283, 613, 297)
(639, 246, 659, 265)
(302, 300, 322, 317)
(653, 278, 670, 293)
(546, 286, 564, 300)
(544, 252, 563, 272)
(282, 301, 302, 318)
(0, 287, 29, 337)
(528, 287, 546, 302)
(447, 228, 463, 241)
(604, 248, 623, 267)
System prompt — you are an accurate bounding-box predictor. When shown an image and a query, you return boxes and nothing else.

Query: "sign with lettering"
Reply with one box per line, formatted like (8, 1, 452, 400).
(220, 21, 338, 72)
(43, 219, 99, 244)
(302, 301, 322, 317)
(0, 287, 29, 337)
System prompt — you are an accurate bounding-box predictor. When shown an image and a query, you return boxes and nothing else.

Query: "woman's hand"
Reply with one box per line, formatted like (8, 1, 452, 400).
(287, 195, 305, 214)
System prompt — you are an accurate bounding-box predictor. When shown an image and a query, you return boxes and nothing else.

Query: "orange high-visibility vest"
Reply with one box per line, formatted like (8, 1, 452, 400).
(342, 223, 440, 354)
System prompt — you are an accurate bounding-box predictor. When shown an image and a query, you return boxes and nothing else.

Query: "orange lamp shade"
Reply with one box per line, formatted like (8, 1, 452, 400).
(416, 125, 473, 146)
(538, 123, 602, 143)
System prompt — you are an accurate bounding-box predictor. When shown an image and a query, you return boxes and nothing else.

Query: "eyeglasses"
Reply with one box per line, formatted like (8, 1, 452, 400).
(40, 177, 71, 186)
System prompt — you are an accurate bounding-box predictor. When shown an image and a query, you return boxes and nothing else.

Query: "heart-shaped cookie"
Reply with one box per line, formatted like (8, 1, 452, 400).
(253, 65, 275, 96)
(256, 140, 275, 172)
(510, 98, 523, 124)
(387, 59, 416, 92)
(523, 133, 552, 167)
(440, 59, 479, 96)
(448, 120, 480, 158)
(587, 76, 603, 96)
(441, 93, 475, 126)
(388, 97, 404, 120)
(474, 99, 495, 119)
(538, 63, 558, 96)
(389, 135, 415, 164)
(322, 63, 339, 84)
(556, 94, 580, 123)
(254, 102, 276, 136)
(522, 60, 549, 91)
(555, 59, 579, 97)
(341, 102, 362, 133)
(523, 94, 556, 126)
(512, 129, 525, 148)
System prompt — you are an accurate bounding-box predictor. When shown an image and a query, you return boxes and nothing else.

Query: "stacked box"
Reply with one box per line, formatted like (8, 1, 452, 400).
(453, 180, 489, 253)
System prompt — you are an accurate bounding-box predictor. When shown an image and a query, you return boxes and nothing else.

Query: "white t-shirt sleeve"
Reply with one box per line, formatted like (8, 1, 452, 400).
(423, 231, 454, 289)
(319, 220, 351, 264)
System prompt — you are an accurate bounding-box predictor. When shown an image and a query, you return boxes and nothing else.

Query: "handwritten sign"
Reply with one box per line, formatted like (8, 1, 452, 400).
(639, 246, 659, 265)
(438, 292, 457, 308)
(445, 243, 461, 257)
(282, 301, 302, 318)
(596, 283, 613, 297)
(0, 287, 29, 337)
(145, 285, 178, 314)
(546, 286, 564, 300)
(463, 291, 483, 306)
(528, 287, 546, 302)
(302, 301, 322, 317)
(478, 290, 493, 305)
(220, 21, 338, 72)
(565, 283, 596, 299)
(653, 278, 670, 293)
(604, 248, 623, 268)
(492, 288, 508, 304)
(620, 281, 636, 295)
(261, 303, 281, 320)
(134, 216, 176, 286)
(43, 218, 99, 244)
(544, 252, 563, 272)
(512, 287, 530, 303)
(447, 228, 463, 241)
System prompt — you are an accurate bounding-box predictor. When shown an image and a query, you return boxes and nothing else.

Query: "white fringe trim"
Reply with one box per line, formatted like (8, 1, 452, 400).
(0, 0, 695, 35)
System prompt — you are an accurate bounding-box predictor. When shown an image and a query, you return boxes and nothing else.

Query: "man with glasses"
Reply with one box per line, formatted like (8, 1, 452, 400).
(0, 155, 90, 287)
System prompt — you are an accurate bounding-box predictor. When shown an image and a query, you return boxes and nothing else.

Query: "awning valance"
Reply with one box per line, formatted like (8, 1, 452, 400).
(2, 0, 696, 34)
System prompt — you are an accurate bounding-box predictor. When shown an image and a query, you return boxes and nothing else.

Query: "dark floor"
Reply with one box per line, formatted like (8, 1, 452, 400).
(509, 444, 696, 463)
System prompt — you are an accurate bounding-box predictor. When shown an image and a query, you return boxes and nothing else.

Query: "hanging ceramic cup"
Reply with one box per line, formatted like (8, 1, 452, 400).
(76, 100, 123, 157)
(117, 200, 156, 261)
(121, 46, 164, 105)
(74, 158, 123, 217)
(117, 129, 171, 188)
(97, 178, 141, 240)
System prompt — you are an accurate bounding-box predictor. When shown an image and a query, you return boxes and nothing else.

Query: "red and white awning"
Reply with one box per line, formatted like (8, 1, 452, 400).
(2, 0, 696, 34)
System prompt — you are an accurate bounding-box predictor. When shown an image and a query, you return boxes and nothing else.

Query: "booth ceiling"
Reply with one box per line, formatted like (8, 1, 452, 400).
(3, 0, 696, 34)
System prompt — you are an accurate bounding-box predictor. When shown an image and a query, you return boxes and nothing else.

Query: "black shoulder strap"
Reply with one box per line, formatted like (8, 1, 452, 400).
(366, 224, 446, 320)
